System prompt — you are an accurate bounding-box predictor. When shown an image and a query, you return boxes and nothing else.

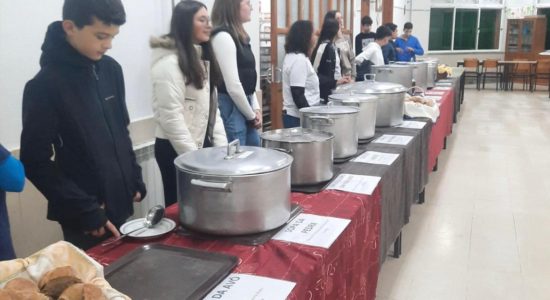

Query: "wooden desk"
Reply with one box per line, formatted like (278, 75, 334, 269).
(498, 60, 537, 91)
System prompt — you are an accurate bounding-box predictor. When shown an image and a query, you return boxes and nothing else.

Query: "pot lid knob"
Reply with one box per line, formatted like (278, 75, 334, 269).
(225, 139, 243, 160)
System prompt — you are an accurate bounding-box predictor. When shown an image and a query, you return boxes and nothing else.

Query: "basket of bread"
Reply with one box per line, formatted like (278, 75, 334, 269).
(404, 93, 440, 122)
(437, 64, 453, 79)
(0, 241, 129, 300)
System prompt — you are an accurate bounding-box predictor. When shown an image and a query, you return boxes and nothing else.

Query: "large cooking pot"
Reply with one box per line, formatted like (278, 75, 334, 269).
(418, 57, 440, 88)
(394, 61, 429, 90)
(371, 64, 414, 88)
(300, 106, 359, 159)
(328, 93, 378, 140)
(333, 78, 407, 127)
(174, 140, 293, 235)
(261, 128, 334, 185)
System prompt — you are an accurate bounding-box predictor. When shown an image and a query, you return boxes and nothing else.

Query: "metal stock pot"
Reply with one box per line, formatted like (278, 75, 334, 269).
(328, 93, 378, 140)
(394, 61, 429, 90)
(333, 78, 407, 127)
(174, 140, 293, 235)
(300, 106, 359, 159)
(418, 57, 440, 88)
(261, 128, 334, 185)
(371, 64, 414, 88)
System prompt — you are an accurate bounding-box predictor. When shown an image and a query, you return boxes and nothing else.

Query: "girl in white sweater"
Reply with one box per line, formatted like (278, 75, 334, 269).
(151, 1, 227, 206)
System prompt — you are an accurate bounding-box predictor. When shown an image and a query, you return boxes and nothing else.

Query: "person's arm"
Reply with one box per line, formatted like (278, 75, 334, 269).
(355, 34, 362, 56)
(151, 57, 199, 155)
(0, 145, 25, 192)
(20, 80, 108, 232)
(211, 32, 256, 120)
(355, 45, 375, 64)
(115, 63, 146, 202)
(289, 58, 310, 109)
(313, 43, 338, 91)
(412, 36, 424, 56)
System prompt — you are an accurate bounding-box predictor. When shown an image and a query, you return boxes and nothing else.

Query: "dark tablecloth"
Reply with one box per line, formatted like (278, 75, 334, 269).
(88, 190, 381, 300)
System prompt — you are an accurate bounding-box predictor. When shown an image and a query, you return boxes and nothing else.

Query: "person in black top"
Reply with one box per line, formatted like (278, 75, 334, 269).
(312, 19, 351, 104)
(20, 0, 146, 250)
(382, 22, 398, 64)
(355, 16, 376, 56)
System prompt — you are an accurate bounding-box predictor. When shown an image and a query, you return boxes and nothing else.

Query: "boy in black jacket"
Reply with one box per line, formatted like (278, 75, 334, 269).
(20, 0, 146, 250)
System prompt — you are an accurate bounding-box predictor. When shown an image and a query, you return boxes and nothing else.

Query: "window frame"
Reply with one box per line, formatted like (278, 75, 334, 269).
(429, 1, 505, 53)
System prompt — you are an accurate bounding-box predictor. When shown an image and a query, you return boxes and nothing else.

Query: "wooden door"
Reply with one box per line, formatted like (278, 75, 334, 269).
(268, 0, 354, 129)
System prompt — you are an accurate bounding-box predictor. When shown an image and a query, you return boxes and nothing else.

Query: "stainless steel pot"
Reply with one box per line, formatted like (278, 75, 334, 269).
(371, 64, 414, 88)
(328, 93, 378, 139)
(300, 106, 359, 159)
(174, 140, 293, 235)
(418, 57, 440, 88)
(261, 128, 334, 185)
(333, 78, 407, 127)
(394, 61, 429, 90)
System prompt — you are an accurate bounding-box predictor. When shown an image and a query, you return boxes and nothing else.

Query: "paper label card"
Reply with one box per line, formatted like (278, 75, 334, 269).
(272, 213, 351, 249)
(373, 134, 413, 146)
(326, 173, 381, 196)
(433, 86, 452, 90)
(352, 151, 400, 165)
(396, 121, 427, 129)
(425, 91, 445, 96)
(203, 274, 296, 300)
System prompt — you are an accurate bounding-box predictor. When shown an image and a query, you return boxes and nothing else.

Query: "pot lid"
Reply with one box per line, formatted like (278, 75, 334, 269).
(299, 105, 359, 115)
(328, 93, 378, 103)
(174, 140, 293, 176)
(394, 61, 428, 66)
(261, 127, 334, 143)
(333, 80, 407, 95)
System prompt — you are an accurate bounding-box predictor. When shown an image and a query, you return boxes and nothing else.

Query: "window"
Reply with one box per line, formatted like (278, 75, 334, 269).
(429, 7, 502, 51)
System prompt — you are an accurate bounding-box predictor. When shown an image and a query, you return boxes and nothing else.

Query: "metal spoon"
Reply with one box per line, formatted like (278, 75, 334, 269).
(102, 205, 165, 246)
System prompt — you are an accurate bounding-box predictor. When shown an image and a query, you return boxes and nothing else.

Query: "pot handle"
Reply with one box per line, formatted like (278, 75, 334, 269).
(309, 116, 335, 126)
(225, 139, 242, 160)
(191, 179, 233, 192)
(364, 73, 376, 82)
(272, 147, 293, 154)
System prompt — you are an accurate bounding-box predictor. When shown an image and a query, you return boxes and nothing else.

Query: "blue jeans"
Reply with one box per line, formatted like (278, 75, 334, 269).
(283, 114, 301, 128)
(218, 93, 260, 146)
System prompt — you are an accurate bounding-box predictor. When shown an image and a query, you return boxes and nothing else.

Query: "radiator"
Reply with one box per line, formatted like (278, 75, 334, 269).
(131, 142, 166, 220)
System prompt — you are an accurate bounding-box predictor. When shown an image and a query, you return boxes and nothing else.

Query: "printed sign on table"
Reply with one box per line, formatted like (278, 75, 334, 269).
(272, 213, 351, 249)
(203, 274, 296, 300)
(373, 134, 413, 146)
(396, 120, 427, 129)
(352, 151, 400, 166)
(326, 173, 381, 196)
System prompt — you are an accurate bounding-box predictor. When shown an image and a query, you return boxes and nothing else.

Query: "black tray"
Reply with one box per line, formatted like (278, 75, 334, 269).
(105, 244, 237, 300)
(176, 203, 303, 246)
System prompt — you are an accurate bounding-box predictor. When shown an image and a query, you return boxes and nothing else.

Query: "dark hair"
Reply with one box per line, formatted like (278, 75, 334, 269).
(404, 22, 413, 30)
(384, 22, 397, 32)
(212, 0, 249, 43)
(361, 16, 373, 26)
(169, 0, 221, 89)
(285, 20, 313, 55)
(311, 19, 339, 64)
(323, 10, 339, 23)
(375, 26, 392, 40)
(62, 0, 126, 28)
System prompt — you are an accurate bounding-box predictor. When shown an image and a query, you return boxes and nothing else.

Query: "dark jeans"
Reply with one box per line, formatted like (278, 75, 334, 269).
(155, 138, 178, 207)
(61, 225, 115, 251)
(218, 93, 260, 146)
(282, 114, 301, 128)
(0, 193, 16, 260)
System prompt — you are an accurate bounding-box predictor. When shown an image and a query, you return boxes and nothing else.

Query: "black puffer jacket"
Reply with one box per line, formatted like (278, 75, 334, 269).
(312, 41, 338, 103)
(20, 21, 146, 231)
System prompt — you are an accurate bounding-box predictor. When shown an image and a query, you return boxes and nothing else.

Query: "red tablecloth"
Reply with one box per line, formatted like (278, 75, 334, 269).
(88, 189, 381, 300)
(428, 89, 454, 171)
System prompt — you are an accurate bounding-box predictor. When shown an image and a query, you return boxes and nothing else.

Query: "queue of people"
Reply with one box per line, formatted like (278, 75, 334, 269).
(1, 0, 426, 258)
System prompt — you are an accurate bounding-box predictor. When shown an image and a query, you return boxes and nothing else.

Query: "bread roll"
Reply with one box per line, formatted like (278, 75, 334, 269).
(4, 278, 39, 293)
(40, 276, 82, 299)
(0, 290, 16, 300)
(38, 266, 77, 289)
(59, 283, 107, 300)
(0, 289, 48, 300)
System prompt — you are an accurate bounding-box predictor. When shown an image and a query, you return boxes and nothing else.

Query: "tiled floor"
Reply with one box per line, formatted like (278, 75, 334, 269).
(376, 89, 550, 300)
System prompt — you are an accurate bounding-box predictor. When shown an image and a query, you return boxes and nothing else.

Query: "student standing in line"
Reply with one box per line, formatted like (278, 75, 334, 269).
(355, 26, 393, 67)
(324, 10, 355, 80)
(355, 16, 376, 56)
(0, 144, 24, 260)
(151, 1, 227, 207)
(20, 0, 146, 250)
(282, 20, 320, 128)
(312, 19, 351, 104)
(211, 0, 261, 146)
(382, 23, 398, 64)
(395, 22, 424, 62)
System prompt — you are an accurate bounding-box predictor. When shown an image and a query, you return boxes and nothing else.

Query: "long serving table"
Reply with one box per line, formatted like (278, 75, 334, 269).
(87, 82, 461, 299)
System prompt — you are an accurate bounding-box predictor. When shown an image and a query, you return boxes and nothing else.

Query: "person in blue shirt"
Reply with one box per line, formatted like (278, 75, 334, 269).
(0, 144, 25, 260)
(395, 22, 424, 62)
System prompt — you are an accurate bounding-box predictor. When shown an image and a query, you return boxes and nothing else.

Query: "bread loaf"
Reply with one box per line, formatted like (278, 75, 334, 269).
(4, 278, 39, 293)
(38, 266, 82, 298)
(59, 283, 107, 300)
